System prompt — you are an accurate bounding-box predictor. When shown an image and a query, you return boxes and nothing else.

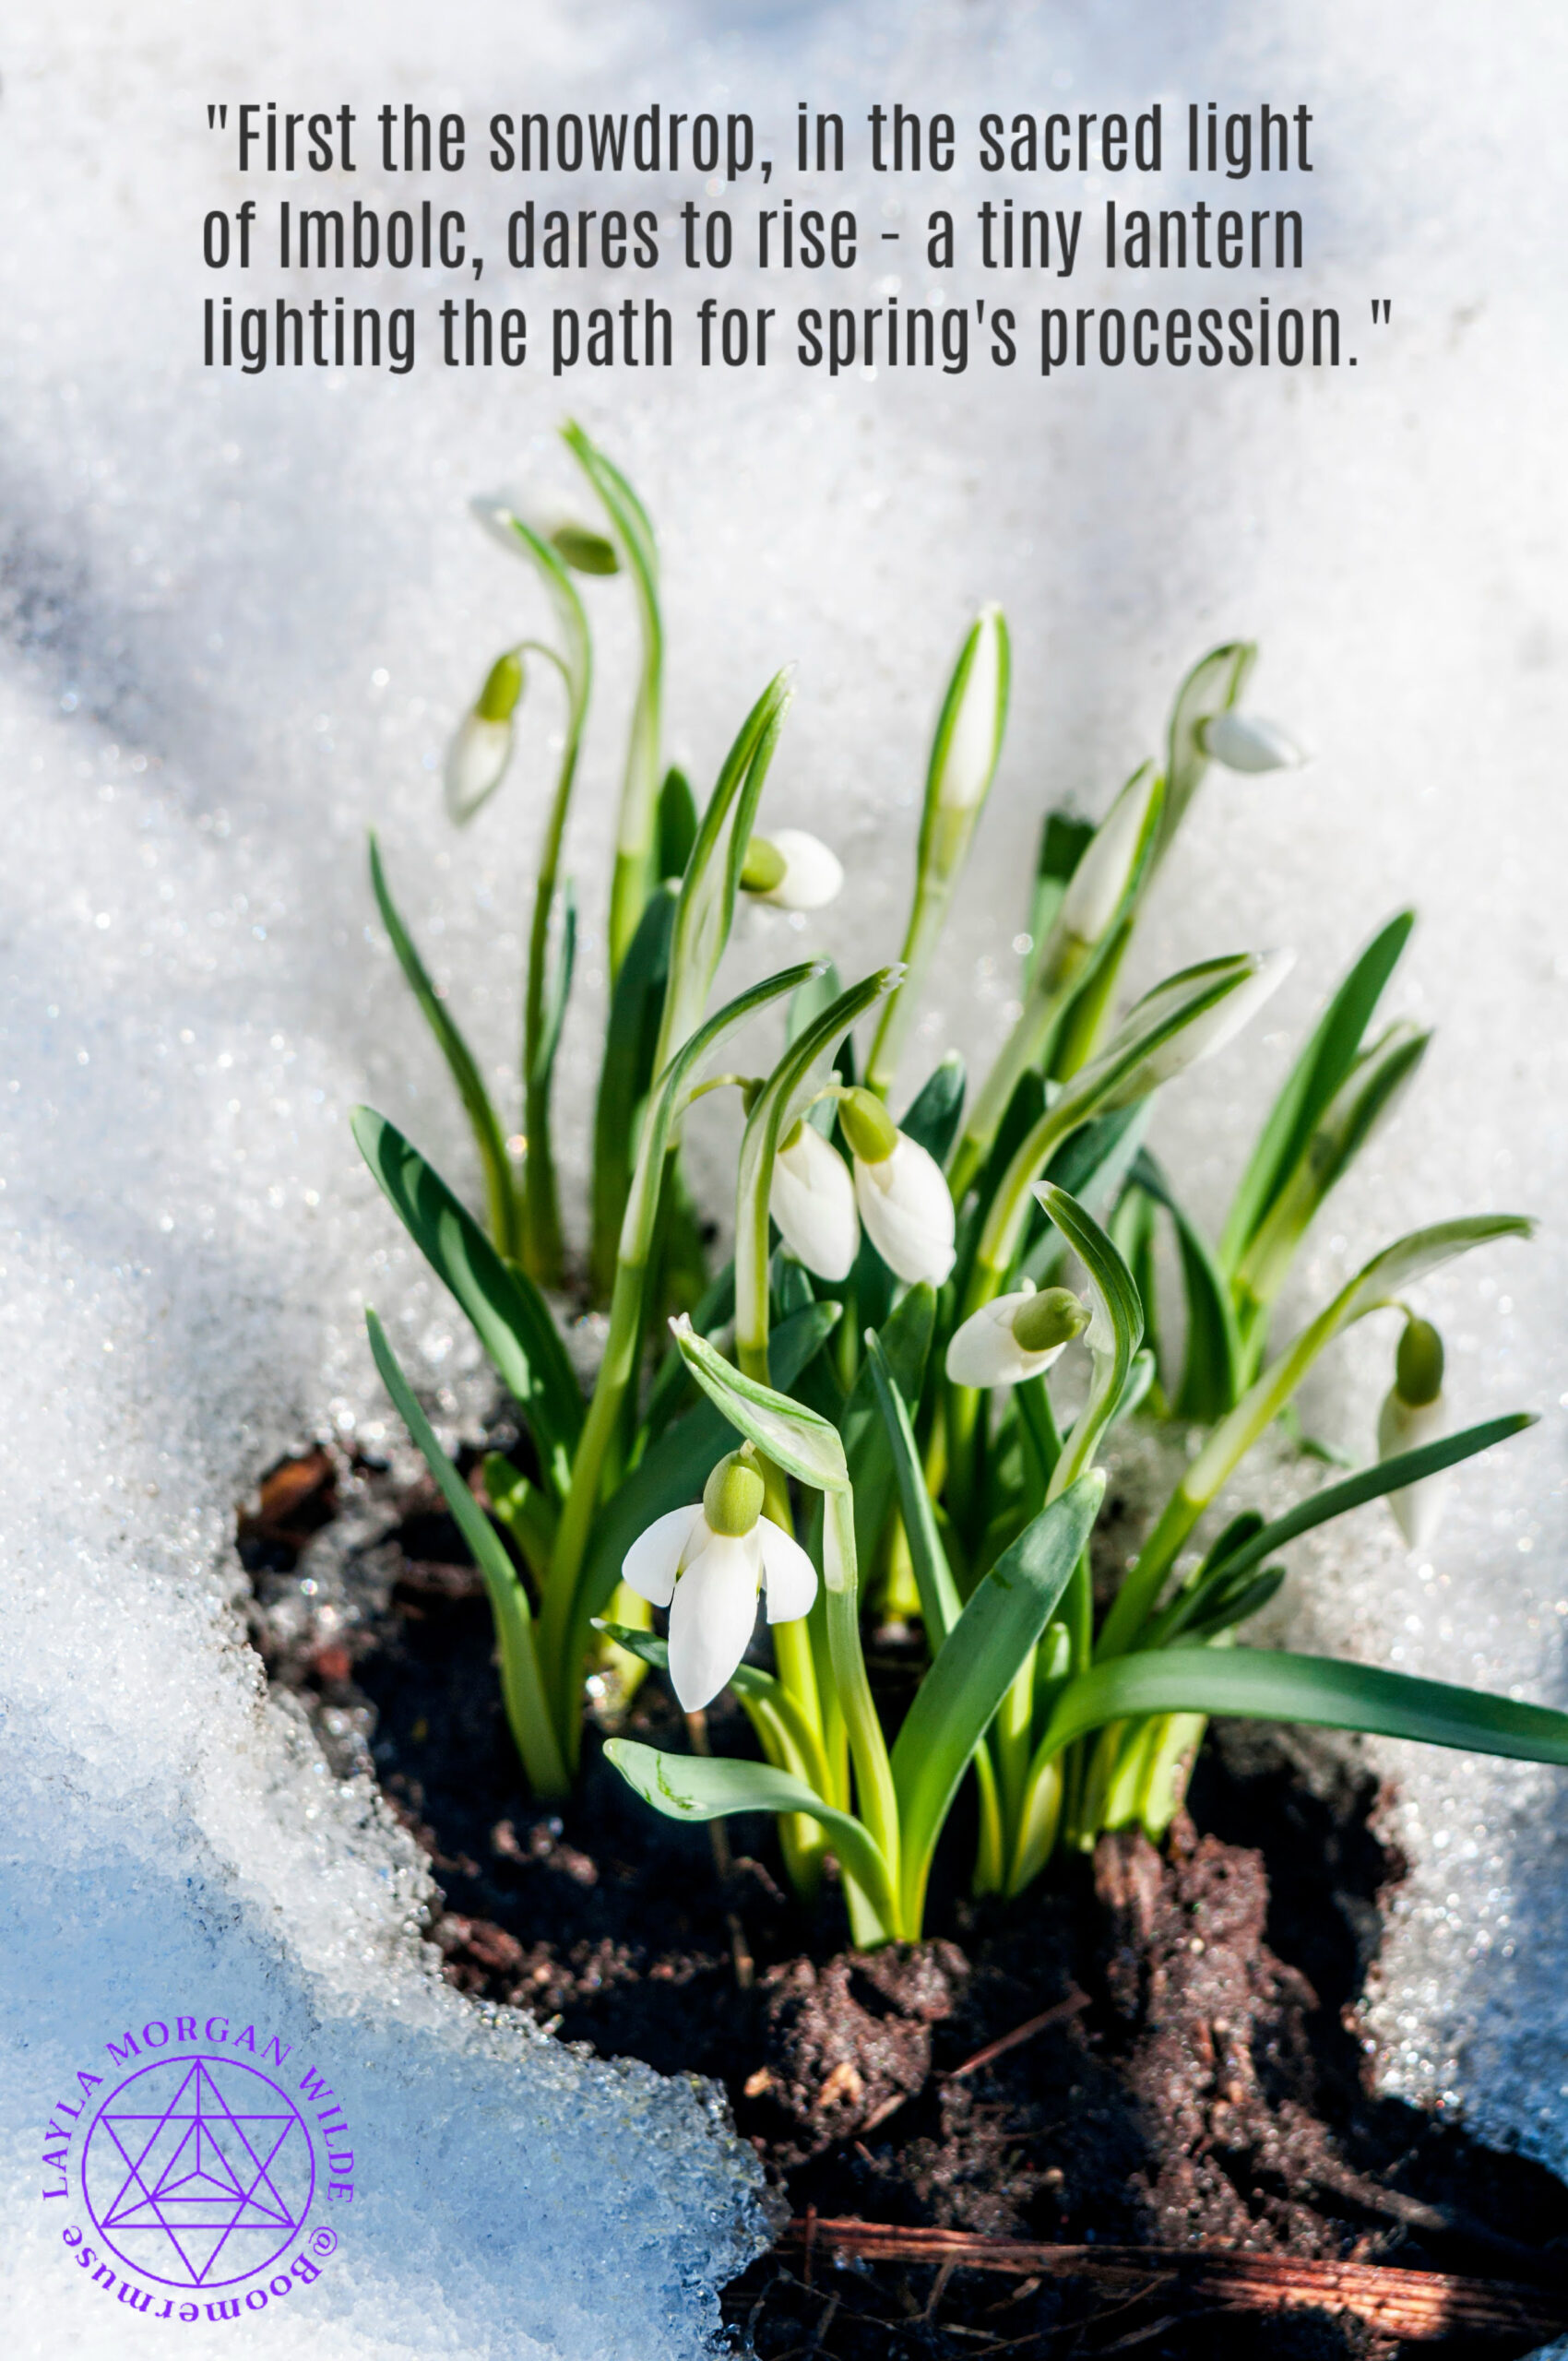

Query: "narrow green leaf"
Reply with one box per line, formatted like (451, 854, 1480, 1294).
(1182, 1412, 1538, 1596)
(837, 1287, 934, 1574)
(604, 1738, 897, 1930)
(367, 832, 517, 1259)
(892, 1471, 1105, 1931)
(900, 1052, 967, 1165)
(1131, 1150, 1241, 1419)
(592, 1619, 831, 1788)
(1220, 911, 1416, 1274)
(657, 765, 697, 879)
(366, 1309, 568, 1797)
(482, 1453, 557, 1584)
(675, 1320, 849, 1493)
(1041, 1645, 1568, 1770)
(867, 1332, 963, 1646)
(352, 1107, 581, 1493)
(589, 883, 677, 1296)
(531, 875, 577, 1093)
(1033, 1184, 1142, 1494)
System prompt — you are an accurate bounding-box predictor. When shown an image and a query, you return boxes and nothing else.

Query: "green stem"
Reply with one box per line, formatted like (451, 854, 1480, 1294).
(522, 689, 587, 1286)
(825, 1489, 903, 1929)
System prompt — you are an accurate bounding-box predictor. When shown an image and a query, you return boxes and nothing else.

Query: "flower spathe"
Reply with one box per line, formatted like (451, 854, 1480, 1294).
(1137, 947, 1295, 1086)
(1059, 768, 1158, 946)
(771, 1120, 859, 1280)
(620, 1465, 818, 1713)
(1201, 711, 1307, 774)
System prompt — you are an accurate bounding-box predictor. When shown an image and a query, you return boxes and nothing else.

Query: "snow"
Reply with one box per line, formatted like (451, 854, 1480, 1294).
(1, 0, 1565, 2351)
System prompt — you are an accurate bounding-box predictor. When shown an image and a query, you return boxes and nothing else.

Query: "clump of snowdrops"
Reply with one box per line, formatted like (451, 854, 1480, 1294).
(356, 423, 1555, 1947)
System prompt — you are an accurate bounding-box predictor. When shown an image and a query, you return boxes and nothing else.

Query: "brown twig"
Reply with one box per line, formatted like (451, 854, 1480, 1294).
(777, 2218, 1568, 2342)
(944, 1991, 1091, 2082)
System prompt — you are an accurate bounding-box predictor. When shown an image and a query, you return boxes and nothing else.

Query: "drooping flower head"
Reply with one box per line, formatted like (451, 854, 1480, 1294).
(1377, 1314, 1447, 1550)
(445, 650, 524, 825)
(837, 1087, 956, 1287)
(741, 830, 845, 911)
(770, 1118, 860, 1281)
(945, 1282, 1090, 1388)
(619, 1446, 818, 1711)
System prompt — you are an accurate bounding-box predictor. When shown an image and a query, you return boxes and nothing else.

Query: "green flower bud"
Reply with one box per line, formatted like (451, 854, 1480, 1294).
(550, 522, 620, 575)
(702, 1448, 765, 1537)
(1395, 1315, 1444, 1408)
(475, 650, 524, 723)
(1010, 1286, 1090, 1356)
(837, 1086, 899, 1166)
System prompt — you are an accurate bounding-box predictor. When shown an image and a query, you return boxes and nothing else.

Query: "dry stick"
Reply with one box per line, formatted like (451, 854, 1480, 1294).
(685, 1709, 754, 1989)
(944, 1991, 1091, 2082)
(777, 2221, 1568, 2343)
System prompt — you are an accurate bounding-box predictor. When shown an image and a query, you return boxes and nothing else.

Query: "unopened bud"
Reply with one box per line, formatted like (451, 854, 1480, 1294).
(933, 605, 1009, 815)
(1058, 766, 1158, 946)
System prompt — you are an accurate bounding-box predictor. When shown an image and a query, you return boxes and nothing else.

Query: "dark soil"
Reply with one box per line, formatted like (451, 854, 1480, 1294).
(242, 1446, 1568, 2358)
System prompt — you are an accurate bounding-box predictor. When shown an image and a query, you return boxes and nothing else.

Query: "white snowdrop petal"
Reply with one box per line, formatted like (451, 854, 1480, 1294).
(854, 1135, 956, 1286)
(666, 1532, 765, 1710)
(771, 1126, 860, 1280)
(756, 828, 845, 911)
(1202, 711, 1306, 774)
(1377, 1390, 1449, 1551)
(758, 1517, 819, 1623)
(444, 713, 513, 823)
(945, 1296, 1035, 1387)
(620, 1503, 703, 1609)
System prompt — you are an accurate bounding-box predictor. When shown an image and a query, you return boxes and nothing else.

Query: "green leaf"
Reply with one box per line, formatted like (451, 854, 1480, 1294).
(352, 1108, 582, 1494)
(592, 1619, 831, 1789)
(531, 874, 577, 1094)
(576, 1301, 839, 1639)
(1033, 1184, 1142, 1494)
(482, 1454, 556, 1584)
(1040, 1645, 1568, 1771)
(604, 1738, 897, 1932)
(589, 883, 677, 1296)
(657, 766, 697, 879)
(837, 1287, 934, 1574)
(1220, 911, 1415, 1275)
(366, 1309, 568, 1797)
(674, 1320, 849, 1493)
(867, 1331, 963, 1646)
(892, 1471, 1105, 1931)
(1025, 811, 1096, 985)
(1131, 1150, 1241, 1420)
(1157, 641, 1255, 861)
(1180, 1412, 1538, 1597)
(367, 832, 518, 1260)
(900, 1052, 967, 1164)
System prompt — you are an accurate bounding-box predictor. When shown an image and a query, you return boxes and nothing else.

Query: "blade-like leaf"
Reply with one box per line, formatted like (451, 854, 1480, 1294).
(1039, 1645, 1568, 1770)
(892, 1472, 1105, 1930)
(592, 1619, 831, 1791)
(604, 1738, 897, 1931)
(837, 1287, 935, 1573)
(1033, 1185, 1142, 1495)
(352, 1107, 582, 1493)
(1131, 1150, 1241, 1419)
(366, 1309, 568, 1796)
(531, 874, 577, 1093)
(1220, 911, 1415, 1274)
(368, 832, 518, 1259)
(674, 1319, 849, 1493)
(657, 766, 698, 880)
(901, 1052, 967, 1165)
(1182, 1411, 1538, 1596)
(589, 883, 678, 1296)
(867, 1331, 963, 1646)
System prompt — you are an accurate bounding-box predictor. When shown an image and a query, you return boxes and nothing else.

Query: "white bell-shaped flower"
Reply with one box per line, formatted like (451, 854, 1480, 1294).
(770, 1121, 859, 1281)
(619, 1451, 818, 1711)
(445, 650, 523, 825)
(839, 1089, 956, 1287)
(742, 829, 845, 912)
(1376, 1316, 1447, 1551)
(1200, 711, 1307, 774)
(945, 1283, 1089, 1388)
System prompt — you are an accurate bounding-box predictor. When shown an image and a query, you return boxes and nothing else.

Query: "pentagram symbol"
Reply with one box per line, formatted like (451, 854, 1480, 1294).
(83, 2055, 315, 2288)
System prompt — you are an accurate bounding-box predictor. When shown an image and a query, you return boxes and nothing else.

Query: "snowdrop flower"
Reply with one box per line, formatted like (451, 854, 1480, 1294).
(445, 651, 523, 824)
(620, 1448, 818, 1711)
(1136, 948, 1295, 1087)
(470, 495, 618, 576)
(770, 1120, 859, 1280)
(933, 603, 1009, 814)
(945, 1282, 1089, 1388)
(839, 1088, 956, 1287)
(1200, 711, 1307, 774)
(1059, 767, 1159, 946)
(741, 829, 845, 911)
(1377, 1316, 1447, 1550)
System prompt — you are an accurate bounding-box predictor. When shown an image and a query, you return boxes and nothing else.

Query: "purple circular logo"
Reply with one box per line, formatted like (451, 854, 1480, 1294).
(82, 2054, 316, 2290)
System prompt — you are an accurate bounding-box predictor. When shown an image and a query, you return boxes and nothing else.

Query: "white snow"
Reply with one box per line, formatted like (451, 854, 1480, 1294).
(2, 1, 1565, 2351)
